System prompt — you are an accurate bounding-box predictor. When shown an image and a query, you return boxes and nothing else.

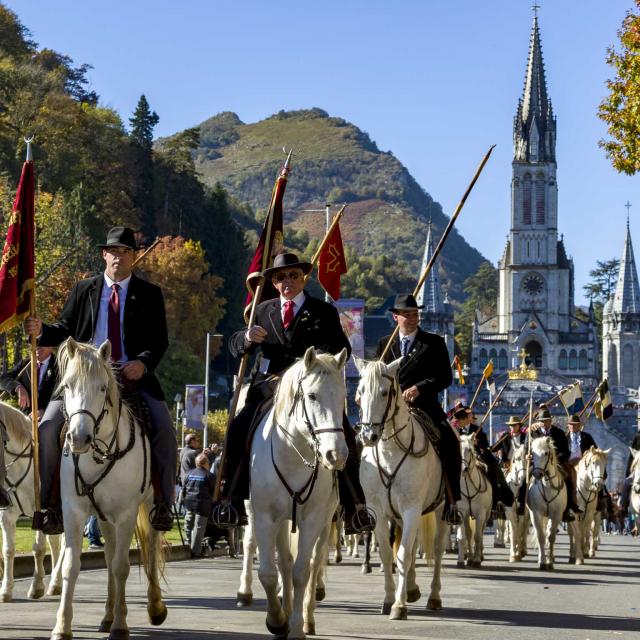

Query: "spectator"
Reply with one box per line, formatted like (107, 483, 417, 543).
(180, 453, 215, 558)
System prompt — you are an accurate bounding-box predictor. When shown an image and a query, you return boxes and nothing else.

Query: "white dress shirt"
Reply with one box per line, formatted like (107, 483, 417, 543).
(569, 431, 581, 460)
(280, 291, 306, 324)
(93, 273, 131, 362)
(398, 329, 418, 355)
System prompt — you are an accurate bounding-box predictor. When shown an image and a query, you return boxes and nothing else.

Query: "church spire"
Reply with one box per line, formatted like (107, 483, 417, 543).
(416, 220, 444, 314)
(514, 11, 556, 163)
(612, 217, 640, 314)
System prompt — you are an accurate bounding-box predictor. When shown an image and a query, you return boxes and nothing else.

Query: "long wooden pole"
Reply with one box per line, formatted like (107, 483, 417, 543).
(379, 144, 496, 361)
(524, 391, 534, 507)
(308, 204, 347, 268)
(478, 379, 509, 427)
(470, 361, 492, 409)
(132, 237, 160, 268)
(579, 382, 601, 419)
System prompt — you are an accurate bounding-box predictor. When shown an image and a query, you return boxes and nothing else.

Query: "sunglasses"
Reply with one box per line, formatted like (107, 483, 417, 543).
(274, 271, 302, 282)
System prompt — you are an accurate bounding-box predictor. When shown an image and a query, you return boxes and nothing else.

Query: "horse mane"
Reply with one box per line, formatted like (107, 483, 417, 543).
(0, 401, 32, 448)
(579, 447, 608, 472)
(274, 352, 343, 421)
(57, 339, 120, 409)
(630, 450, 640, 474)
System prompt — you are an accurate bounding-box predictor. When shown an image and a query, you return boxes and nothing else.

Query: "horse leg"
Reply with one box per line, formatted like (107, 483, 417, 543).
(144, 521, 167, 626)
(391, 510, 419, 620)
(375, 519, 395, 615)
(361, 531, 372, 574)
(98, 521, 117, 633)
(28, 529, 47, 600)
(303, 523, 331, 637)
(47, 534, 63, 596)
(276, 522, 293, 618)
(529, 509, 547, 569)
(289, 524, 320, 640)
(547, 517, 560, 570)
(506, 509, 518, 561)
(237, 511, 256, 607)
(0, 511, 16, 602)
(405, 536, 420, 603)
(426, 512, 446, 611)
(51, 512, 86, 640)
(255, 515, 287, 636)
(107, 515, 137, 640)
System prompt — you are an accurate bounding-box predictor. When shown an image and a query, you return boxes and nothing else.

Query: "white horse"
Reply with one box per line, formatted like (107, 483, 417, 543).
(503, 444, 528, 562)
(527, 437, 573, 570)
(629, 448, 640, 518)
(0, 402, 62, 602)
(456, 434, 492, 569)
(570, 447, 610, 564)
(250, 347, 348, 640)
(356, 358, 447, 620)
(52, 338, 166, 640)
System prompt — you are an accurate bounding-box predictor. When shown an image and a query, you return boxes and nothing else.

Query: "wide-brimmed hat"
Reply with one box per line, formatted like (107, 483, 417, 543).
(98, 226, 139, 250)
(263, 252, 312, 280)
(536, 407, 552, 420)
(452, 406, 472, 420)
(506, 415, 523, 426)
(568, 414, 582, 426)
(390, 294, 424, 313)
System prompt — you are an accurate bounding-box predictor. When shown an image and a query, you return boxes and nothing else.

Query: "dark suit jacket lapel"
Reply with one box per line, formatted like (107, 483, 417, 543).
(88, 276, 103, 338)
(267, 299, 286, 345)
(123, 275, 142, 342)
(288, 295, 311, 343)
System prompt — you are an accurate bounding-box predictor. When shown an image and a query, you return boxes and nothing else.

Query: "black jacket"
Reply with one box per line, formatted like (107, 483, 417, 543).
(38, 274, 168, 400)
(181, 467, 216, 516)
(568, 430, 598, 455)
(460, 423, 490, 453)
(230, 293, 351, 389)
(0, 355, 59, 412)
(532, 424, 570, 465)
(375, 328, 452, 425)
(497, 431, 527, 462)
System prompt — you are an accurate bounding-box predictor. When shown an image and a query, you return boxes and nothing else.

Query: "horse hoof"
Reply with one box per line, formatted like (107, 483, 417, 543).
(390, 605, 408, 621)
(266, 618, 289, 636)
(427, 597, 442, 611)
(493, 542, 505, 548)
(148, 604, 168, 626)
(568, 556, 575, 564)
(381, 601, 392, 615)
(335, 556, 342, 564)
(456, 561, 465, 568)
(0, 592, 12, 603)
(47, 584, 62, 597)
(407, 587, 421, 603)
(509, 556, 517, 563)
(108, 630, 130, 640)
(576, 558, 584, 566)
(315, 587, 326, 602)
(51, 634, 72, 640)
(98, 619, 113, 632)
(28, 586, 45, 599)
(361, 564, 372, 574)
(236, 592, 253, 607)
(303, 621, 316, 635)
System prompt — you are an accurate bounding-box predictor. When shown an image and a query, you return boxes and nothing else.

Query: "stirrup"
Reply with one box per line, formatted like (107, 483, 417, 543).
(444, 504, 462, 525)
(212, 501, 241, 529)
(347, 506, 377, 534)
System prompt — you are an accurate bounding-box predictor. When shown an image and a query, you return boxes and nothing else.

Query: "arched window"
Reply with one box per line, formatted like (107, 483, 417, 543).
(535, 174, 545, 224)
(489, 348, 497, 361)
(523, 175, 532, 224)
(498, 349, 508, 370)
(569, 349, 578, 370)
(479, 349, 488, 369)
(579, 349, 588, 370)
(525, 341, 543, 368)
(559, 349, 567, 370)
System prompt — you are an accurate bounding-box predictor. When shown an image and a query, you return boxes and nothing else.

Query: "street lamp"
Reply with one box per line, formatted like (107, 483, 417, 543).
(174, 393, 183, 447)
(203, 333, 224, 448)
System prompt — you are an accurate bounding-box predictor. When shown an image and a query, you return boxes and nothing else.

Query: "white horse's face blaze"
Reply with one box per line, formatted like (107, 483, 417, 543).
(460, 435, 475, 470)
(583, 448, 609, 491)
(356, 360, 399, 447)
(531, 437, 554, 480)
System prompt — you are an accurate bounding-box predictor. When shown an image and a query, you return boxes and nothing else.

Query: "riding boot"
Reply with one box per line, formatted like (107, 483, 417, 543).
(517, 483, 526, 516)
(37, 401, 65, 534)
(620, 476, 632, 514)
(437, 418, 461, 502)
(0, 436, 11, 509)
(563, 466, 582, 513)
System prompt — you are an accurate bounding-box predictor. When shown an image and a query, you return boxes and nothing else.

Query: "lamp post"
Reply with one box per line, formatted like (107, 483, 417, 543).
(174, 393, 183, 447)
(203, 333, 224, 448)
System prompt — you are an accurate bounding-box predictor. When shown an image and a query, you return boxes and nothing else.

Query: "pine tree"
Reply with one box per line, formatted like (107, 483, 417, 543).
(129, 94, 159, 149)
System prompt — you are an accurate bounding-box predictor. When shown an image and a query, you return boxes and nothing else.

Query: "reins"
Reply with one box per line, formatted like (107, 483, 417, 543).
(460, 451, 489, 515)
(530, 447, 564, 517)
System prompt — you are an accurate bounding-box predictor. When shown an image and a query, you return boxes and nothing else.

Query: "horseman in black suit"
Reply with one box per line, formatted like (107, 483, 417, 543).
(496, 415, 527, 465)
(375, 294, 462, 521)
(566, 413, 597, 464)
(218, 252, 375, 535)
(24, 227, 176, 535)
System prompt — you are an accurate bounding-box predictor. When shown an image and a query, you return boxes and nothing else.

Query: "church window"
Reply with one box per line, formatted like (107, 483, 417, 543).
(569, 349, 577, 370)
(479, 349, 488, 368)
(489, 349, 497, 365)
(523, 176, 532, 224)
(578, 349, 588, 369)
(527, 241, 530, 257)
(535, 175, 545, 224)
(537, 241, 541, 259)
(559, 349, 567, 370)
(498, 349, 508, 370)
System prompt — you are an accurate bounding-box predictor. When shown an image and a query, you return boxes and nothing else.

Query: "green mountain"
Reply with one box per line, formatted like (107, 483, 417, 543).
(167, 107, 487, 303)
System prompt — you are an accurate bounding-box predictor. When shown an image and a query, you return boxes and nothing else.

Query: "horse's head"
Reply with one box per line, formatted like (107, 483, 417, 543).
(57, 338, 115, 454)
(354, 357, 402, 447)
(277, 347, 349, 472)
(509, 444, 527, 484)
(460, 433, 476, 471)
(582, 447, 610, 491)
(531, 436, 555, 480)
(630, 448, 640, 492)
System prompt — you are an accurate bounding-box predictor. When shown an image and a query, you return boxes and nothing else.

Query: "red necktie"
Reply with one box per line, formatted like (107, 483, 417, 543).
(108, 284, 123, 362)
(36, 362, 42, 387)
(283, 300, 294, 330)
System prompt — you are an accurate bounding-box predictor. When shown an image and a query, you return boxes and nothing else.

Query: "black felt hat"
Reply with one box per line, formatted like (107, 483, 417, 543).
(390, 294, 424, 313)
(263, 252, 312, 279)
(98, 226, 139, 250)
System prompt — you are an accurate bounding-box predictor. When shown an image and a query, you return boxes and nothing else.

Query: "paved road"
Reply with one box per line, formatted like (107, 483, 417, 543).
(1, 531, 639, 640)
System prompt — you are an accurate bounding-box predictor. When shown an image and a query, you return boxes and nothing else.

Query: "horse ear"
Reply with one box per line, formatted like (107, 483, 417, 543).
(387, 356, 403, 376)
(602, 448, 612, 455)
(98, 340, 112, 362)
(303, 346, 317, 369)
(630, 446, 639, 457)
(352, 354, 366, 373)
(334, 348, 348, 371)
(65, 337, 77, 358)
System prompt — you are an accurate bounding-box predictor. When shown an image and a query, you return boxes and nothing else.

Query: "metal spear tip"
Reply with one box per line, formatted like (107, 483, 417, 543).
(23, 136, 34, 161)
(282, 147, 293, 169)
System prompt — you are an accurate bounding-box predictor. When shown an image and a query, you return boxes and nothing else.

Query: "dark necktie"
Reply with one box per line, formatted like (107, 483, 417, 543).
(36, 362, 42, 388)
(108, 283, 123, 362)
(401, 336, 410, 356)
(283, 300, 294, 330)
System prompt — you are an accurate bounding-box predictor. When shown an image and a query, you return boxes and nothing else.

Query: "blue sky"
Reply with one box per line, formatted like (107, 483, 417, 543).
(9, 0, 638, 304)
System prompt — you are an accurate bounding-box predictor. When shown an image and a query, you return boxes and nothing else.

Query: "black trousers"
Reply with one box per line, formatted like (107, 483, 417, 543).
(222, 393, 365, 508)
(436, 418, 462, 502)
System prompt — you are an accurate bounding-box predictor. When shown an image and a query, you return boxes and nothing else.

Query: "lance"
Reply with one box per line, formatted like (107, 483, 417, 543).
(379, 144, 496, 360)
(470, 360, 493, 409)
(477, 378, 508, 427)
(132, 236, 161, 268)
(579, 382, 601, 419)
(213, 150, 292, 503)
(524, 391, 534, 507)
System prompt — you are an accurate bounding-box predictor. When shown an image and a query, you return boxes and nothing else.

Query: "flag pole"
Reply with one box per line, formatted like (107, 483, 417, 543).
(132, 236, 161, 268)
(524, 391, 534, 508)
(469, 360, 492, 409)
(379, 144, 496, 360)
(579, 382, 601, 419)
(478, 379, 509, 427)
(309, 204, 347, 268)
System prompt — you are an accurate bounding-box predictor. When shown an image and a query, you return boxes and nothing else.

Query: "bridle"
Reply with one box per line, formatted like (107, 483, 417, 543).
(460, 442, 489, 510)
(530, 445, 563, 515)
(1, 417, 33, 515)
(271, 373, 344, 533)
(356, 373, 400, 437)
(577, 456, 605, 509)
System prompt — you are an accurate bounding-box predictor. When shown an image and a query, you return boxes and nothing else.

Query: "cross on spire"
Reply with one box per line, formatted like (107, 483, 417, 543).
(532, 2, 541, 16)
(625, 201, 632, 226)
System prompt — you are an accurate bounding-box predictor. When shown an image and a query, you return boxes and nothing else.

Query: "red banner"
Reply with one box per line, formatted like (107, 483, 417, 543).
(0, 160, 35, 332)
(244, 159, 290, 319)
(317, 221, 347, 300)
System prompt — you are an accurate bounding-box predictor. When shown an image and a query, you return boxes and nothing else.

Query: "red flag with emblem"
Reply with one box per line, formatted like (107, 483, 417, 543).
(0, 154, 35, 332)
(317, 221, 347, 300)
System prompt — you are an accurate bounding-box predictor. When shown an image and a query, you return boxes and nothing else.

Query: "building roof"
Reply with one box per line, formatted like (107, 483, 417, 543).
(612, 220, 640, 315)
(415, 220, 445, 314)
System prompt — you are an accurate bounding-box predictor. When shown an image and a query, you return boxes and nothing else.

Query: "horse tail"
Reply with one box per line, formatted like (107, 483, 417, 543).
(135, 501, 167, 587)
(420, 512, 436, 567)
